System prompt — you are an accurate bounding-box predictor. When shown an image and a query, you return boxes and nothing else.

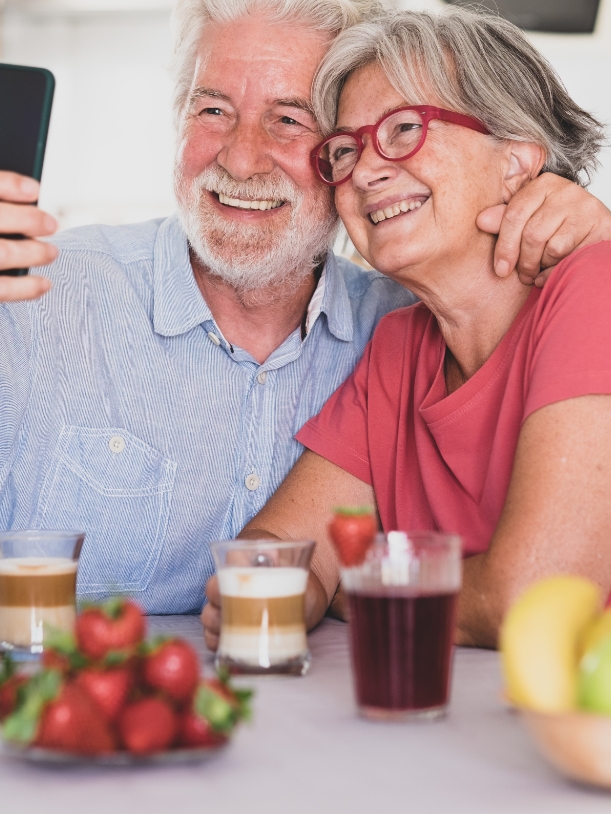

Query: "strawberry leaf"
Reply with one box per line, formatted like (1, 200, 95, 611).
(194, 685, 235, 733)
(332, 505, 375, 517)
(2, 669, 61, 744)
(0, 653, 16, 685)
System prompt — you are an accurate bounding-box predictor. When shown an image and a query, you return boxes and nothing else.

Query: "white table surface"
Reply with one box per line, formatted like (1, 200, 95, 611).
(1, 615, 610, 814)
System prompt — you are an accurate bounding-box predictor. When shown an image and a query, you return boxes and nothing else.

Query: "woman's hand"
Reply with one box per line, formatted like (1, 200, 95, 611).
(477, 173, 611, 287)
(0, 171, 58, 301)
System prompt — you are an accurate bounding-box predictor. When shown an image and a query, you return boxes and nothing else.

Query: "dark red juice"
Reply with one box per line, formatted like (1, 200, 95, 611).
(347, 590, 457, 712)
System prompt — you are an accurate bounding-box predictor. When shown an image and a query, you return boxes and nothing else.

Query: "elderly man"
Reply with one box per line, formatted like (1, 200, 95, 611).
(1, 0, 611, 616)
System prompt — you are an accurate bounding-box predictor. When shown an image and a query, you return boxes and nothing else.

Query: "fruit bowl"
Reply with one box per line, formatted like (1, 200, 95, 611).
(0, 739, 228, 766)
(521, 708, 611, 788)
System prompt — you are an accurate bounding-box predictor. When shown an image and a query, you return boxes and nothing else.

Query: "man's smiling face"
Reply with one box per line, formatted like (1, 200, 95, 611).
(174, 14, 338, 293)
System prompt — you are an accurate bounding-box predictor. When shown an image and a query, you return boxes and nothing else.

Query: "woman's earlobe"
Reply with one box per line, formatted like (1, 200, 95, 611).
(502, 142, 547, 199)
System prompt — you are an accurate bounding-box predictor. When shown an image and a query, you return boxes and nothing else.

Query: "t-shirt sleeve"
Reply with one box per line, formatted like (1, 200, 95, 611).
(296, 341, 374, 485)
(525, 242, 611, 420)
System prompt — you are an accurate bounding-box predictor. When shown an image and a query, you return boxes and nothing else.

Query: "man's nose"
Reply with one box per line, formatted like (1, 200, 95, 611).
(216, 119, 275, 181)
(351, 135, 394, 189)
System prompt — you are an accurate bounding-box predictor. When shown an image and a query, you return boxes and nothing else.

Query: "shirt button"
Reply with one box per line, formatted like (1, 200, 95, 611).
(245, 473, 260, 491)
(207, 331, 221, 346)
(257, 371, 267, 385)
(109, 435, 125, 454)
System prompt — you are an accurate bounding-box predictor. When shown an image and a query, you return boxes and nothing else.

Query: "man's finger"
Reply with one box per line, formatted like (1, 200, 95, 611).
(534, 264, 556, 288)
(493, 184, 549, 278)
(0, 237, 58, 273)
(476, 203, 505, 236)
(513, 209, 567, 280)
(204, 629, 219, 652)
(0, 202, 57, 237)
(205, 574, 221, 606)
(0, 171, 40, 204)
(0, 274, 52, 302)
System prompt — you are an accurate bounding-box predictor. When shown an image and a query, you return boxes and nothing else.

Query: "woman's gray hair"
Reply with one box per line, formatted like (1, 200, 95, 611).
(171, 0, 387, 128)
(313, 6, 605, 185)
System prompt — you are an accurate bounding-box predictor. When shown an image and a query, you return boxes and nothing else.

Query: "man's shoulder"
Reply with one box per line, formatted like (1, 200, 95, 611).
(49, 217, 167, 266)
(333, 254, 417, 310)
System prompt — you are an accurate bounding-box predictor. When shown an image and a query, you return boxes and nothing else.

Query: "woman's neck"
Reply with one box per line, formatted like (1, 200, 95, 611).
(398, 244, 533, 392)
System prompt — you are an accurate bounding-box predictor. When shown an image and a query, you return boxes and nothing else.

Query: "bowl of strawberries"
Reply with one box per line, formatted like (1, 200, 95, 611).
(0, 598, 251, 764)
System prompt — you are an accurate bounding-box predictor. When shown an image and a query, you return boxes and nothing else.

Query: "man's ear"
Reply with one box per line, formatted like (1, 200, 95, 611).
(502, 141, 546, 202)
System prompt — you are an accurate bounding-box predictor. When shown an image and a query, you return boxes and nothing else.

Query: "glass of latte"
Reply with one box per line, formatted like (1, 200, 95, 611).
(0, 530, 84, 659)
(211, 539, 315, 676)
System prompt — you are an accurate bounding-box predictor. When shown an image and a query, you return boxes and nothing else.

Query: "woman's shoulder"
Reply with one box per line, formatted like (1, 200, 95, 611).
(371, 301, 432, 345)
(541, 240, 611, 301)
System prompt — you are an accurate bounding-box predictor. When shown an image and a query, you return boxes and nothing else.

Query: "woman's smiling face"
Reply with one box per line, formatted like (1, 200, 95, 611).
(334, 62, 508, 285)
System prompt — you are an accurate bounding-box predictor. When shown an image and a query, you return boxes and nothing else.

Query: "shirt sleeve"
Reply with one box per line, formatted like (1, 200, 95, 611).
(524, 242, 611, 420)
(296, 340, 374, 485)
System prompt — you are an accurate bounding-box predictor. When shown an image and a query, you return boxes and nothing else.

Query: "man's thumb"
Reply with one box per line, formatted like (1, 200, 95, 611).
(476, 203, 506, 235)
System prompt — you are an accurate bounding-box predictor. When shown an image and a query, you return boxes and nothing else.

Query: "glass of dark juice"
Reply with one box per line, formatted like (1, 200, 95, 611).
(343, 531, 461, 722)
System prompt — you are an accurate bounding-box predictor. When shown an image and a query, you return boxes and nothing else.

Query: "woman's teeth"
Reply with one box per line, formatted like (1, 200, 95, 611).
(370, 199, 423, 224)
(218, 192, 283, 210)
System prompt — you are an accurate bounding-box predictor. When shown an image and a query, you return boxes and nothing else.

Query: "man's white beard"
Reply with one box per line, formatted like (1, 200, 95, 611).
(175, 164, 339, 294)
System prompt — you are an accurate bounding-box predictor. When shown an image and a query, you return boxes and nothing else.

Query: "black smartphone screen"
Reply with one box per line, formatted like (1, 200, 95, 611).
(0, 63, 55, 275)
(0, 63, 54, 179)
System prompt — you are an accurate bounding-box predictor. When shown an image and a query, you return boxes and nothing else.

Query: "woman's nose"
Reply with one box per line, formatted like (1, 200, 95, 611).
(351, 134, 396, 189)
(216, 119, 275, 181)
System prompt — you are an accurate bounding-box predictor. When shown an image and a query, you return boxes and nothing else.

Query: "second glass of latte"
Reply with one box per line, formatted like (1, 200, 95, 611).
(211, 539, 315, 676)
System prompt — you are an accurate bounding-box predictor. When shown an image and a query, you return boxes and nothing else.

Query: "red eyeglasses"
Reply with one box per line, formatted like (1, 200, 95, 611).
(311, 105, 490, 186)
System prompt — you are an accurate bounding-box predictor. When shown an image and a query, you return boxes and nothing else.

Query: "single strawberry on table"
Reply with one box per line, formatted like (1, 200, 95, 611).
(118, 697, 178, 754)
(143, 638, 200, 704)
(328, 506, 377, 567)
(76, 597, 145, 660)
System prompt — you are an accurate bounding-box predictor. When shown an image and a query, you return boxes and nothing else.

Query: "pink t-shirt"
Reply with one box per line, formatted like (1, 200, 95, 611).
(297, 242, 611, 557)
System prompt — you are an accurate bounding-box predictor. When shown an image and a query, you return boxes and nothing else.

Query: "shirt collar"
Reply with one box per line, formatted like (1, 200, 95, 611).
(318, 251, 354, 342)
(152, 214, 354, 343)
(152, 214, 214, 337)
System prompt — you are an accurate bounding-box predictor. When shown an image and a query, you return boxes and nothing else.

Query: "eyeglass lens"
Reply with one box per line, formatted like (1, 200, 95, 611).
(316, 109, 425, 184)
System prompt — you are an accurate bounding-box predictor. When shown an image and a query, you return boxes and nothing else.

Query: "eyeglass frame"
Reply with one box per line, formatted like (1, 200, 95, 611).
(310, 105, 490, 187)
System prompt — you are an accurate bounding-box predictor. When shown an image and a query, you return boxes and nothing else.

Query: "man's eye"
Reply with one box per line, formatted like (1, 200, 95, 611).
(201, 107, 223, 116)
(280, 116, 299, 125)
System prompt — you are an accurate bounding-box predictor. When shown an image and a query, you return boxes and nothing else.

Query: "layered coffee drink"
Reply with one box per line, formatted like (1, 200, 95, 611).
(217, 566, 309, 671)
(0, 557, 78, 649)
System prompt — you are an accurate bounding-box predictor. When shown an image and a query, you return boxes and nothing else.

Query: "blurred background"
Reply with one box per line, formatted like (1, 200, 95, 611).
(1, 0, 610, 232)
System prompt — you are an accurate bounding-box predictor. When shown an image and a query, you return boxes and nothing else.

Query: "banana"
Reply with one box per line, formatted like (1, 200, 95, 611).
(500, 575, 602, 713)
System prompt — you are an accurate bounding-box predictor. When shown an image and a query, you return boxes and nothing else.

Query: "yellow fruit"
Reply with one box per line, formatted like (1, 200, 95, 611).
(580, 608, 611, 657)
(500, 575, 602, 713)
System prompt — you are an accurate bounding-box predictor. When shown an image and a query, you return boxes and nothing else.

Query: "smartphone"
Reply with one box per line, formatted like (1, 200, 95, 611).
(0, 63, 55, 276)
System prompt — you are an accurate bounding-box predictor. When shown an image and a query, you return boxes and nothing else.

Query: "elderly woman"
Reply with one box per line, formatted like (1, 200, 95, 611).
(204, 7, 611, 649)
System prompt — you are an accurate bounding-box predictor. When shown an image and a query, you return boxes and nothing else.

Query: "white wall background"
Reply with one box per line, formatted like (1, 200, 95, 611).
(1, 0, 610, 231)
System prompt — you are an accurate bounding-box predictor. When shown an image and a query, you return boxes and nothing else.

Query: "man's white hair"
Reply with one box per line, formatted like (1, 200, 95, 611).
(171, 0, 387, 127)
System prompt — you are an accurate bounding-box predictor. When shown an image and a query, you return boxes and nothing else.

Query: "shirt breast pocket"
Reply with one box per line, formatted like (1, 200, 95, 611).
(35, 426, 177, 596)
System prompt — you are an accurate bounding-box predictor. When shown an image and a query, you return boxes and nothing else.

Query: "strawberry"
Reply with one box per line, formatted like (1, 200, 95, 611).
(328, 506, 377, 567)
(0, 654, 26, 722)
(35, 683, 115, 755)
(76, 598, 145, 661)
(118, 697, 178, 754)
(75, 665, 134, 723)
(0, 675, 28, 722)
(194, 673, 252, 734)
(143, 639, 200, 704)
(179, 710, 228, 748)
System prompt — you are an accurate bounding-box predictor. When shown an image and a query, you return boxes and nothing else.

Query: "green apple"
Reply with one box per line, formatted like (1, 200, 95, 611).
(578, 634, 611, 713)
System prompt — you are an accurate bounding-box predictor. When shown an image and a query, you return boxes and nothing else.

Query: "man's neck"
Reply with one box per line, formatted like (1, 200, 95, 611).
(191, 254, 320, 364)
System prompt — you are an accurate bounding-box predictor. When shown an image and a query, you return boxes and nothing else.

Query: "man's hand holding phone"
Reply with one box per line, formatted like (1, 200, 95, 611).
(0, 171, 57, 301)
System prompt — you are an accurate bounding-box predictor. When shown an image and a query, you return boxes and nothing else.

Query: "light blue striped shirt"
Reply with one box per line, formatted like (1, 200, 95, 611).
(0, 214, 415, 613)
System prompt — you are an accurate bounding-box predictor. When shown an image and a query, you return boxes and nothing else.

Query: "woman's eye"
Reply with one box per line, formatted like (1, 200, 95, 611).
(280, 116, 299, 125)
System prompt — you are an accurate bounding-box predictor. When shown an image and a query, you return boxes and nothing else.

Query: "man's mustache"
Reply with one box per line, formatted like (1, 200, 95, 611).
(192, 166, 303, 207)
